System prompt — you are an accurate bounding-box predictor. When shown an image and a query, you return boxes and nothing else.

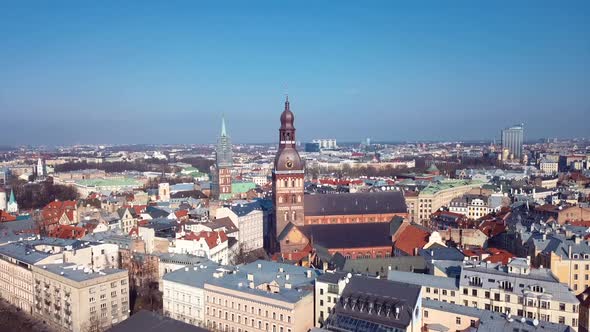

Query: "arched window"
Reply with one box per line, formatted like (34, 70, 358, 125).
(291, 194, 297, 204)
(292, 211, 296, 221)
(284, 211, 289, 222)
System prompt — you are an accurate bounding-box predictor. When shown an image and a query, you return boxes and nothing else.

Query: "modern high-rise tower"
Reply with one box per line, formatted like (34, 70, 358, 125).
(212, 115, 233, 200)
(501, 124, 524, 160)
(272, 97, 305, 249)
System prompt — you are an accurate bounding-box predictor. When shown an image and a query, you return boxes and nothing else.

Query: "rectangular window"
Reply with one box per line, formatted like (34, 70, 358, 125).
(456, 317, 461, 325)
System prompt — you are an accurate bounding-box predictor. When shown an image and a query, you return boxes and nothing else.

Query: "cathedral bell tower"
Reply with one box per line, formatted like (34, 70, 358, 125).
(212, 116, 233, 200)
(272, 97, 305, 249)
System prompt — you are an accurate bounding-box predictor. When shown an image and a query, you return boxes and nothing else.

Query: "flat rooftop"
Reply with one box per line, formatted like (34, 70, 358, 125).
(38, 263, 127, 283)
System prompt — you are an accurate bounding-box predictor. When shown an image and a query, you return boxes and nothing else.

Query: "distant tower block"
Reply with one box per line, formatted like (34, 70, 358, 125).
(37, 157, 46, 179)
(158, 183, 170, 202)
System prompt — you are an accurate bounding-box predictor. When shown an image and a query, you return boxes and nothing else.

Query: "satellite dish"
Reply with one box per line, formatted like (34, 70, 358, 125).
(347, 273, 352, 279)
(520, 317, 526, 323)
(533, 319, 539, 326)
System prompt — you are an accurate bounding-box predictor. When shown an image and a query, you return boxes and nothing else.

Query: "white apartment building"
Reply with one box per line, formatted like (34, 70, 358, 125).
(162, 259, 233, 326)
(170, 231, 229, 265)
(315, 271, 348, 326)
(540, 159, 559, 174)
(0, 238, 121, 317)
(449, 195, 501, 220)
(0, 242, 61, 314)
(32, 263, 129, 332)
(390, 258, 580, 331)
(216, 203, 264, 251)
(312, 139, 337, 150)
(459, 259, 579, 330)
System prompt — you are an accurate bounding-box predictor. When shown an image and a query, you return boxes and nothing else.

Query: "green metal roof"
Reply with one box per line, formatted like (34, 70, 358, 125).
(421, 179, 483, 195)
(75, 178, 142, 187)
(231, 182, 256, 194)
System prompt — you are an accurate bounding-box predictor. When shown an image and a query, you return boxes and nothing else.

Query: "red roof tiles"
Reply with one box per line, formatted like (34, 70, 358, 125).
(394, 224, 430, 256)
(49, 224, 86, 239)
(0, 210, 16, 222)
(181, 231, 228, 249)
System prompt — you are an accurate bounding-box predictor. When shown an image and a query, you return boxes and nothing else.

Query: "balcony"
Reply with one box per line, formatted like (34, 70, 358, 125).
(468, 281, 483, 287)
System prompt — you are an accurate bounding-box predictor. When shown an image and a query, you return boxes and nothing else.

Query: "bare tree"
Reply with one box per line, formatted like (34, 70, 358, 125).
(82, 314, 108, 332)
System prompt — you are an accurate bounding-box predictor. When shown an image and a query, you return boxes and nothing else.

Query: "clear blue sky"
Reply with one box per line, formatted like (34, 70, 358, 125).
(1, 1, 588, 145)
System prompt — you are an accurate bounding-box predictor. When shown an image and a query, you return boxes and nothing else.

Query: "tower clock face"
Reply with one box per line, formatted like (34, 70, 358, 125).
(285, 160, 293, 168)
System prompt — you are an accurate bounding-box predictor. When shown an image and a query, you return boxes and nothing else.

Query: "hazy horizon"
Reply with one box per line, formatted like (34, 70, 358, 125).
(1, 1, 589, 145)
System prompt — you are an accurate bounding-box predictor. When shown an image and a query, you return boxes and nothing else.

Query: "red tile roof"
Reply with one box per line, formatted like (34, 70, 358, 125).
(0, 210, 16, 222)
(181, 231, 228, 249)
(271, 243, 313, 263)
(484, 248, 515, 265)
(568, 220, 590, 227)
(478, 220, 506, 237)
(42, 200, 77, 225)
(394, 224, 430, 256)
(123, 205, 147, 215)
(49, 224, 86, 239)
(174, 210, 189, 219)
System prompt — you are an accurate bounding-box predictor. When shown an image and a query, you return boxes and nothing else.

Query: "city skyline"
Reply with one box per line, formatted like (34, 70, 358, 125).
(1, 1, 589, 145)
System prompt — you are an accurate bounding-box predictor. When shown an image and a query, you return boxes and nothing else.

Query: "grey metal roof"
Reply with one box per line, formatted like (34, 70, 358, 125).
(423, 299, 572, 332)
(328, 277, 421, 330)
(317, 271, 349, 284)
(342, 256, 427, 276)
(0, 241, 55, 265)
(459, 262, 578, 303)
(419, 247, 465, 261)
(229, 201, 263, 217)
(304, 191, 407, 216)
(162, 258, 231, 288)
(387, 271, 459, 290)
(205, 260, 320, 304)
(107, 309, 208, 332)
(300, 222, 393, 249)
(39, 263, 127, 282)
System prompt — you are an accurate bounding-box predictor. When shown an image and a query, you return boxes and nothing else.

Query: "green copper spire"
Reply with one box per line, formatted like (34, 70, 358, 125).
(221, 114, 227, 137)
(216, 115, 232, 168)
(8, 189, 15, 203)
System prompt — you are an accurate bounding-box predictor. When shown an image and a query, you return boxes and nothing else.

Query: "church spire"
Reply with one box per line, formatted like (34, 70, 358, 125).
(9, 189, 15, 204)
(221, 114, 227, 137)
(284, 95, 290, 111)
